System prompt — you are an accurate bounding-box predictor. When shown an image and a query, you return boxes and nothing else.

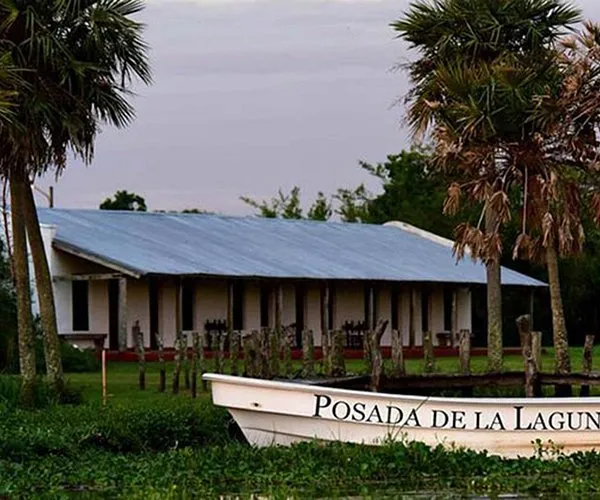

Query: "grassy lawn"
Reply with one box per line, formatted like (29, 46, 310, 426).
(70, 346, 597, 404)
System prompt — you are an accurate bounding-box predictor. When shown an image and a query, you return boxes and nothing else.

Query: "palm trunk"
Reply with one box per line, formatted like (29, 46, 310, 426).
(546, 241, 571, 375)
(9, 171, 36, 406)
(486, 209, 503, 372)
(21, 179, 63, 395)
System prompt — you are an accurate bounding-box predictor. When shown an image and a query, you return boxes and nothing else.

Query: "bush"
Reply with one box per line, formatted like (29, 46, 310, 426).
(83, 399, 232, 452)
(57, 343, 100, 373)
(0, 397, 232, 460)
(0, 376, 85, 410)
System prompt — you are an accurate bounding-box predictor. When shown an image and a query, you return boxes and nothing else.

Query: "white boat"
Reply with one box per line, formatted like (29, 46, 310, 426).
(204, 373, 600, 458)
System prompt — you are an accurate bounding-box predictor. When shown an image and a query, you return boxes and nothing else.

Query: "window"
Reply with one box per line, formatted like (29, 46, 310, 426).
(232, 282, 244, 330)
(443, 288, 453, 332)
(182, 280, 195, 331)
(260, 283, 271, 328)
(72, 281, 89, 331)
(421, 289, 430, 333)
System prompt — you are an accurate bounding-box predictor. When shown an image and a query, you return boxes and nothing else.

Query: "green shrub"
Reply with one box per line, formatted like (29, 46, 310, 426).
(57, 343, 100, 373)
(0, 397, 232, 460)
(83, 399, 232, 452)
(0, 376, 85, 410)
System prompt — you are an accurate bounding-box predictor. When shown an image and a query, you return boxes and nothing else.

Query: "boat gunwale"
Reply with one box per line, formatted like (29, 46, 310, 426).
(203, 373, 600, 406)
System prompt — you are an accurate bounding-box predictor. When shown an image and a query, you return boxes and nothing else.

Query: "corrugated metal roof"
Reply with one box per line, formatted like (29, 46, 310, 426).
(37, 208, 546, 287)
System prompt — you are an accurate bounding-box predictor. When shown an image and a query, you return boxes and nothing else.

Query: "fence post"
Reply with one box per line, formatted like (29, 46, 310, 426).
(330, 330, 346, 377)
(532, 331, 542, 374)
(322, 330, 331, 377)
(172, 332, 182, 395)
(302, 330, 315, 378)
(370, 320, 389, 391)
(281, 327, 293, 378)
(191, 331, 198, 398)
(423, 331, 435, 374)
(133, 321, 145, 390)
(230, 330, 241, 376)
(516, 315, 539, 398)
(581, 334, 595, 397)
(459, 329, 471, 375)
(182, 333, 190, 390)
(156, 331, 166, 393)
(390, 329, 405, 378)
(363, 330, 372, 375)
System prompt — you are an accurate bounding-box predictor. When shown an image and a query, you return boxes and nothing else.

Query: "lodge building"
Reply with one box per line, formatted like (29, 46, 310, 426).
(31, 208, 544, 351)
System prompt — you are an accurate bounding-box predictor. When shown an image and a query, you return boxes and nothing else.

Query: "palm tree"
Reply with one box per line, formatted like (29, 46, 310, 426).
(393, 0, 579, 372)
(509, 23, 600, 381)
(0, 0, 151, 398)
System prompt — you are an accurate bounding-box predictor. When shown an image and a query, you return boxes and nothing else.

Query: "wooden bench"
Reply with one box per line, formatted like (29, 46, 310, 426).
(61, 333, 107, 351)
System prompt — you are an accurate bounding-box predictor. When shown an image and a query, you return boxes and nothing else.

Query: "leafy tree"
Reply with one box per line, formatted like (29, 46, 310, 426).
(393, 0, 580, 373)
(100, 191, 148, 212)
(0, 236, 17, 373)
(307, 192, 332, 221)
(0, 0, 151, 402)
(333, 185, 371, 223)
(242, 187, 332, 221)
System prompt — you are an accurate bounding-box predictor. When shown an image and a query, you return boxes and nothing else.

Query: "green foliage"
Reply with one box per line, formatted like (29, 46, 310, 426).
(39, 342, 99, 374)
(0, 239, 17, 373)
(0, 376, 84, 409)
(0, 397, 231, 460)
(359, 148, 472, 232)
(4, 433, 600, 497)
(241, 186, 304, 219)
(100, 190, 148, 211)
(333, 184, 371, 222)
(306, 191, 332, 221)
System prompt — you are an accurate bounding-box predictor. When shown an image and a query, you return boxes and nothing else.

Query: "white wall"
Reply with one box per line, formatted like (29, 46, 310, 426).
(43, 237, 475, 350)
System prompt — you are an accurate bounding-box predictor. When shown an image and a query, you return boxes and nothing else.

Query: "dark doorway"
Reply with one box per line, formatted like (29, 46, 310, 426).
(72, 281, 89, 331)
(149, 278, 159, 350)
(232, 282, 244, 330)
(295, 284, 305, 347)
(108, 279, 119, 350)
(260, 283, 272, 328)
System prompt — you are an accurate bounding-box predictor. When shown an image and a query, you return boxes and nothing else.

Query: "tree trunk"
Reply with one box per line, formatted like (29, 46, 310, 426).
(546, 241, 571, 390)
(21, 179, 64, 394)
(486, 209, 503, 372)
(10, 173, 36, 406)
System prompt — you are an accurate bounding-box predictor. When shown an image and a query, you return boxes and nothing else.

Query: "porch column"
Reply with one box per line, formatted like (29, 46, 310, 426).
(275, 282, 283, 332)
(175, 277, 182, 339)
(118, 277, 128, 351)
(320, 282, 330, 338)
(366, 285, 375, 330)
(409, 287, 417, 347)
(227, 281, 234, 332)
(451, 288, 458, 346)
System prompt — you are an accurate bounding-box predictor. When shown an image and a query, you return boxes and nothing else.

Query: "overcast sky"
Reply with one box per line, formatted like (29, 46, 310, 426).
(35, 0, 599, 215)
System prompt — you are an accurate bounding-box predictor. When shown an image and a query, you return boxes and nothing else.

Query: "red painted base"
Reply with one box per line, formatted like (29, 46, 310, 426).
(102, 346, 531, 363)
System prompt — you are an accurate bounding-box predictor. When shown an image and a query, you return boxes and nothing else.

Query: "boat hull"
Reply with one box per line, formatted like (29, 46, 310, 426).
(204, 374, 600, 458)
